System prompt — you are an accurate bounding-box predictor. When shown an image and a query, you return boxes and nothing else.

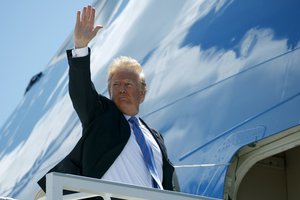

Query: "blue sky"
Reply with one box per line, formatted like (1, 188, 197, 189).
(0, 1, 95, 128)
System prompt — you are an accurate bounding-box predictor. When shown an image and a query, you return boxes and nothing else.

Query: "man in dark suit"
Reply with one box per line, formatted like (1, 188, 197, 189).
(38, 5, 174, 197)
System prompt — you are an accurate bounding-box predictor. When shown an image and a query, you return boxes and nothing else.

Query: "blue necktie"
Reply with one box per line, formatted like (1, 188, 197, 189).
(128, 117, 162, 189)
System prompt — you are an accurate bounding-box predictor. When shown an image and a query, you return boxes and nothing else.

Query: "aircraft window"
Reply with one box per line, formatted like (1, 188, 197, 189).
(24, 72, 43, 95)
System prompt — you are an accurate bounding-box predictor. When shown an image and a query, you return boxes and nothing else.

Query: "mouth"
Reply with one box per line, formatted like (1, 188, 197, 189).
(119, 96, 128, 101)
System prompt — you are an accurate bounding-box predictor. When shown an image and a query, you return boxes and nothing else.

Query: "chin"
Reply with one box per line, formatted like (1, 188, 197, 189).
(117, 104, 130, 114)
(121, 108, 138, 116)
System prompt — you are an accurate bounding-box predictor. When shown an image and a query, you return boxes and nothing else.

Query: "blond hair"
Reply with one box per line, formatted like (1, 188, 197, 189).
(108, 56, 146, 94)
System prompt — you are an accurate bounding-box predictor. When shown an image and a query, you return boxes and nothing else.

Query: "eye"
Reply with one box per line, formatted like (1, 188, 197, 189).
(113, 82, 120, 87)
(125, 82, 133, 87)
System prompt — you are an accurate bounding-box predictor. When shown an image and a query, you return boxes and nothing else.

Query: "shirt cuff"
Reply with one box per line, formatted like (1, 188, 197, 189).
(72, 47, 89, 58)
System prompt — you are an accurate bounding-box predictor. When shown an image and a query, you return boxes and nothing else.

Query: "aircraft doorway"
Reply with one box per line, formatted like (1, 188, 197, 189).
(224, 125, 300, 200)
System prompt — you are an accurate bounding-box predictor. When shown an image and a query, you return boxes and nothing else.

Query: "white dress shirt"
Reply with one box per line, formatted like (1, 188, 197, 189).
(102, 115, 163, 188)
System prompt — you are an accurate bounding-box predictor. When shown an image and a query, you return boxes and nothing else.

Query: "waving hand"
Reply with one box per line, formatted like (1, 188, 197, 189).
(74, 5, 103, 48)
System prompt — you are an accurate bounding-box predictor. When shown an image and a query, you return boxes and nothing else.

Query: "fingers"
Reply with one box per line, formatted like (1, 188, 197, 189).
(90, 7, 96, 24)
(81, 6, 86, 22)
(76, 11, 81, 27)
(83, 5, 92, 22)
(80, 5, 96, 25)
(86, 5, 91, 21)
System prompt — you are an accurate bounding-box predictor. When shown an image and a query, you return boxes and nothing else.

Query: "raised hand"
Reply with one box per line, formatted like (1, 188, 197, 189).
(74, 5, 103, 48)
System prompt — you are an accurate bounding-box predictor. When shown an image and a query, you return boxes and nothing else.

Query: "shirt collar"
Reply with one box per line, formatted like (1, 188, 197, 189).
(124, 114, 140, 122)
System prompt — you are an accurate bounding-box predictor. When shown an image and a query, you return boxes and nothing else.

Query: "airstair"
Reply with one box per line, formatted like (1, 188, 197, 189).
(36, 172, 220, 200)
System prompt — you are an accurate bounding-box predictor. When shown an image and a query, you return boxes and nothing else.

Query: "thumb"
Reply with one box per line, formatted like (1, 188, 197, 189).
(92, 25, 103, 37)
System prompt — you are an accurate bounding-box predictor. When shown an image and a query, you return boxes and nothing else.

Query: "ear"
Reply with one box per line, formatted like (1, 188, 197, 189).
(139, 90, 146, 103)
(108, 85, 112, 99)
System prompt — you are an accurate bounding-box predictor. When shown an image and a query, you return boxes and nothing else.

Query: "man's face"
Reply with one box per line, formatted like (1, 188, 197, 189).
(109, 69, 145, 116)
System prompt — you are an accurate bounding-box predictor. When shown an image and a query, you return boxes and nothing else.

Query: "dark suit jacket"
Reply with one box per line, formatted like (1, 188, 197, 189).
(38, 49, 174, 192)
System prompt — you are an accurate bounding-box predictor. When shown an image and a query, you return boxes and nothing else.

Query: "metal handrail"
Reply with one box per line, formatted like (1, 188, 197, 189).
(46, 172, 220, 200)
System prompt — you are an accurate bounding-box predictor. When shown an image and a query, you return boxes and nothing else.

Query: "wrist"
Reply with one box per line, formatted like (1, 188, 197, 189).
(74, 44, 88, 49)
(72, 47, 89, 57)
(74, 40, 88, 49)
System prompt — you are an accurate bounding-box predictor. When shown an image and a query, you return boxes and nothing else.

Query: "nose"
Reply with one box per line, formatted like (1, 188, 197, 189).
(119, 84, 126, 93)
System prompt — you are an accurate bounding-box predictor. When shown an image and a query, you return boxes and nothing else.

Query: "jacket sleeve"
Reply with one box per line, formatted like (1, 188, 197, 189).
(67, 49, 103, 128)
(37, 153, 81, 192)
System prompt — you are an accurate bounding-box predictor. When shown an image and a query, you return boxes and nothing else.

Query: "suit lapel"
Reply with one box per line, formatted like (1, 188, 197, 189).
(138, 118, 168, 157)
